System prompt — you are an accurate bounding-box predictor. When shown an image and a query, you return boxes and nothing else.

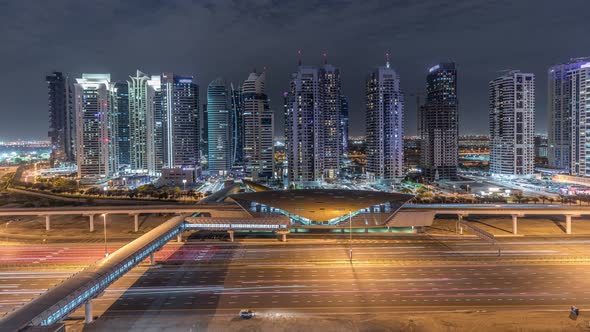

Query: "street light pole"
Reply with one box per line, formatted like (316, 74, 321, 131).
(102, 214, 108, 257)
(349, 211, 352, 261)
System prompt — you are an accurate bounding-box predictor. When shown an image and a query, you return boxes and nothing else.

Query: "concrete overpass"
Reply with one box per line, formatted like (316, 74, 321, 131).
(0, 205, 243, 233)
(0, 203, 589, 235)
(403, 204, 590, 235)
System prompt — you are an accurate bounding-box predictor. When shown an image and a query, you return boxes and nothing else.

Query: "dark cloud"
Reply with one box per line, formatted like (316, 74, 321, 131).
(0, 0, 589, 139)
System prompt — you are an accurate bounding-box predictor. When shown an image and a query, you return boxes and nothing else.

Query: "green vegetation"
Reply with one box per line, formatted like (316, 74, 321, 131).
(0, 172, 14, 191)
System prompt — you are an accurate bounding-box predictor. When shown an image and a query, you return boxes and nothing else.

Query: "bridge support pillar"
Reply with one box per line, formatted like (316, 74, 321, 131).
(281, 233, 287, 242)
(228, 230, 234, 242)
(149, 253, 155, 265)
(566, 215, 572, 235)
(45, 215, 50, 231)
(456, 215, 463, 234)
(85, 301, 93, 324)
(177, 233, 182, 243)
(511, 215, 518, 235)
(89, 215, 95, 232)
(133, 214, 139, 232)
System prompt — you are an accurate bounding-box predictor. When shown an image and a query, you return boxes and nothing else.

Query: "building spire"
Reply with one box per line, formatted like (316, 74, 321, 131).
(385, 52, 390, 69)
(298, 49, 302, 66)
(323, 52, 328, 65)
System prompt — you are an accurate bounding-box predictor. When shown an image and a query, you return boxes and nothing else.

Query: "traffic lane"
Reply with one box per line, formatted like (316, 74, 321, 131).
(93, 263, 590, 317)
(2, 235, 580, 267)
(5, 262, 586, 314)
(2, 237, 589, 316)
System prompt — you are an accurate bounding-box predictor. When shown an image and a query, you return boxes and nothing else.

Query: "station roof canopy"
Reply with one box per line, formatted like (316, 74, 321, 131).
(242, 179, 272, 192)
(229, 189, 413, 223)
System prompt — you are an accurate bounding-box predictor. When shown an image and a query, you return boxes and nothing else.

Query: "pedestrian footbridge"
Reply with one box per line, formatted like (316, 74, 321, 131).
(0, 215, 296, 331)
(0, 216, 187, 331)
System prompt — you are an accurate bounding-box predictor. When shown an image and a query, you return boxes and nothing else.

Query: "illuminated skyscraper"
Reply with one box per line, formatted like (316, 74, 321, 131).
(207, 78, 231, 174)
(340, 95, 349, 154)
(200, 103, 208, 162)
(319, 62, 342, 178)
(128, 70, 157, 175)
(242, 71, 274, 179)
(74, 74, 118, 178)
(114, 82, 130, 166)
(286, 65, 322, 183)
(230, 84, 244, 166)
(161, 73, 199, 168)
(421, 63, 458, 181)
(286, 60, 342, 184)
(148, 75, 164, 173)
(365, 60, 404, 180)
(548, 58, 590, 175)
(489, 71, 535, 176)
(47, 72, 75, 165)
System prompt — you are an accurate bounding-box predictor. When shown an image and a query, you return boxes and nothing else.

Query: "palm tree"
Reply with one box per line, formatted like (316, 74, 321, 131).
(399, 188, 413, 194)
(539, 195, 548, 204)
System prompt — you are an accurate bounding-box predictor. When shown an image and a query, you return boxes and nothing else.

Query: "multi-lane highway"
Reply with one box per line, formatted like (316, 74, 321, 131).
(2, 233, 590, 330)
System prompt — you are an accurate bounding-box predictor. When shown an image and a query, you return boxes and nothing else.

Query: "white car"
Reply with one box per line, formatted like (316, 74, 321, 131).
(239, 309, 254, 319)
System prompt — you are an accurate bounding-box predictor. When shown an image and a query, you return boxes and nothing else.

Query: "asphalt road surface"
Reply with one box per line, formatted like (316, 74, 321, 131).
(2, 234, 590, 330)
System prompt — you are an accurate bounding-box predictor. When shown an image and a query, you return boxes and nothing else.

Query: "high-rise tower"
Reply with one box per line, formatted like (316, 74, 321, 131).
(319, 62, 341, 178)
(200, 103, 208, 163)
(340, 95, 349, 154)
(128, 70, 157, 175)
(161, 73, 199, 168)
(242, 71, 274, 179)
(114, 82, 130, 166)
(286, 58, 343, 184)
(47, 72, 75, 165)
(421, 63, 458, 181)
(489, 71, 535, 176)
(365, 60, 404, 180)
(548, 58, 590, 175)
(74, 74, 118, 178)
(148, 75, 164, 173)
(230, 83, 244, 167)
(207, 78, 231, 174)
(286, 65, 322, 183)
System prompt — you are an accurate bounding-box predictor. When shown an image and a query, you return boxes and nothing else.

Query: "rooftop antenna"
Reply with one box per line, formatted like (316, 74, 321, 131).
(323, 52, 328, 65)
(298, 50, 302, 66)
(385, 52, 390, 69)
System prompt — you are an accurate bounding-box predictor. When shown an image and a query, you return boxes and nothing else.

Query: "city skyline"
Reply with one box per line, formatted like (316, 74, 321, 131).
(2, 1, 590, 139)
(5, 2, 590, 331)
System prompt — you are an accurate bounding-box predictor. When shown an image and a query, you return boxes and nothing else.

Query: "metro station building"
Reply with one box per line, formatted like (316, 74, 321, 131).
(229, 189, 415, 227)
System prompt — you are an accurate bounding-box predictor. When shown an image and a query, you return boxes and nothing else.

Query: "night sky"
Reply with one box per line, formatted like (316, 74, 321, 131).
(1, 0, 589, 140)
